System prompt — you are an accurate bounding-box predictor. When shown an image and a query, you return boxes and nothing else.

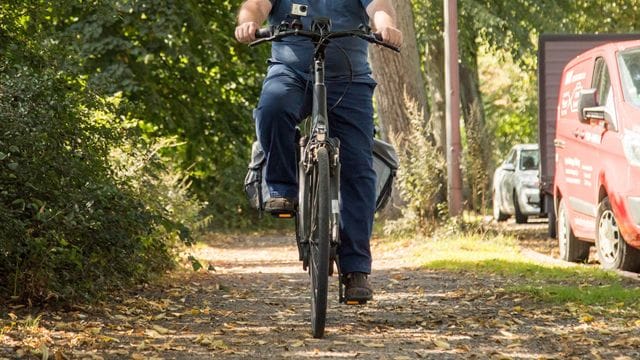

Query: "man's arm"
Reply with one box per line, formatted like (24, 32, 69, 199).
(235, 0, 272, 43)
(366, 0, 403, 48)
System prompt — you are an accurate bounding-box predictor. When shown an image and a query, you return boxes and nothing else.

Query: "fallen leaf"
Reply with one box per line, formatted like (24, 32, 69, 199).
(85, 327, 101, 335)
(433, 339, 450, 350)
(54, 350, 69, 360)
(362, 342, 385, 348)
(211, 340, 228, 350)
(151, 324, 173, 335)
(144, 329, 160, 338)
(580, 314, 594, 323)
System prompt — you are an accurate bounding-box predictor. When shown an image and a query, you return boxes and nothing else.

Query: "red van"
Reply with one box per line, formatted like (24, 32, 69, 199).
(555, 40, 640, 271)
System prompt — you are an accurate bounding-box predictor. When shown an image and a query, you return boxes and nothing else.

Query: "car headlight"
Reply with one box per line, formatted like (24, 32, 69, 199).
(623, 130, 640, 167)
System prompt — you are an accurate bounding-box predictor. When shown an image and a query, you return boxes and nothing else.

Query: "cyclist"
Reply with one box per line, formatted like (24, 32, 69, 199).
(235, 0, 402, 303)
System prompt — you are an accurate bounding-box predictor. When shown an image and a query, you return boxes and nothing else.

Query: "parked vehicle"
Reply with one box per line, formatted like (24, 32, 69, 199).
(538, 34, 640, 239)
(547, 39, 640, 271)
(492, 144, 541, 223)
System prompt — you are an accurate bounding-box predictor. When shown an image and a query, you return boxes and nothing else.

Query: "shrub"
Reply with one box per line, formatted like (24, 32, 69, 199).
(384, 98, 447, 234)
(0, 41, 200, 303)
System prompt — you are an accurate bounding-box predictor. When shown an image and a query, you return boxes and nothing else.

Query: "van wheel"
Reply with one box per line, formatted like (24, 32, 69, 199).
(493, 190, 508, 222)
(514, 192, 528, 224)
(558, 198, 590, 262)
(596, 197, 640, 271)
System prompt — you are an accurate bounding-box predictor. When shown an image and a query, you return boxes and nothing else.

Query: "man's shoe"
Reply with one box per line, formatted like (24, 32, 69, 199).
(264, 197, 296, 213)
(343, 272, 373, 304)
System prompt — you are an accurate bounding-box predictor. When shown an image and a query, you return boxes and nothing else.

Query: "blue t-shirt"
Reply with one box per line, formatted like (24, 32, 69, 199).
(268, 0, 375, 83)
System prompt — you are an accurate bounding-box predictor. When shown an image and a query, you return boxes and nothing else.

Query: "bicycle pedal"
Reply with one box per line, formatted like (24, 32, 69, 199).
(345, 300, 367, 305)
(270, 211, 295, 219)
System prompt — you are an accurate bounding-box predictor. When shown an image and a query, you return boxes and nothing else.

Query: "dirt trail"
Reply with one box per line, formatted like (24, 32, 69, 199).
(2, 227, 640, 359)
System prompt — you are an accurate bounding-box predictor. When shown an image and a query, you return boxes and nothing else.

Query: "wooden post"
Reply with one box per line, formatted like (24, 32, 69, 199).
(444, 0, 463, 216)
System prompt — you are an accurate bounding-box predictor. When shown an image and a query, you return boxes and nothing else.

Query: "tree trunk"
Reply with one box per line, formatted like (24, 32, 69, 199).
(423, 35, 448, 207)
(370, 0, 429, 218)
(370, 0, 428, 142)
(425, 37, 446, 155)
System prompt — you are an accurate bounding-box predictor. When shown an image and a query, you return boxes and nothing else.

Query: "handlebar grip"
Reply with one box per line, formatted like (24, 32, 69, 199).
(371, 33, 400, 53)
(255, 28, 272, 39)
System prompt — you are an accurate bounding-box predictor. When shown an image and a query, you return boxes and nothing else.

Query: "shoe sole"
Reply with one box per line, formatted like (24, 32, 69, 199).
(344, 288, 372, 305)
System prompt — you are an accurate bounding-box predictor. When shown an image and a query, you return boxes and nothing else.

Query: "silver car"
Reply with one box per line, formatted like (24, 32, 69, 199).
(492, 144, 541, 223)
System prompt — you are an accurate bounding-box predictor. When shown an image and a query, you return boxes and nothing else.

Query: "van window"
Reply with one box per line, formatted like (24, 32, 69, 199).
(592, 57, 617, 126)
(592, 58, 613, 108)
(618, 47, 640, 108)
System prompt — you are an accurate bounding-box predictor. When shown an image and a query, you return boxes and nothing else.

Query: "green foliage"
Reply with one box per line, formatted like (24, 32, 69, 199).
(461, 118, 493, 211)
(0, 3, 205, 303)
(384, 99, 446, 234)
(479, 47, 538, 162)
(0, 54, 161, 302)
(54, 0, 270, 224)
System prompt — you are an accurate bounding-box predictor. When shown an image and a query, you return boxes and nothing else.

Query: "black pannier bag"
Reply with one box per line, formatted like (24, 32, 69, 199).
(244, 138, 399, 213)
(372, 138, 399, 212)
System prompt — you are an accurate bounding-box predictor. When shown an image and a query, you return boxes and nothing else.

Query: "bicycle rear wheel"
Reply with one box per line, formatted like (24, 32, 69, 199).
(309, 147, 330, 338)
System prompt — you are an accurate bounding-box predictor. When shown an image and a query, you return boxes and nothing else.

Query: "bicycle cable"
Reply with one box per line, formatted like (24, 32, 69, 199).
(307, 35, 355, 114)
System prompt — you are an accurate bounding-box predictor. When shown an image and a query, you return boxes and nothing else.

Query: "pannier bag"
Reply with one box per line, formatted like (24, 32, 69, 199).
(244, 141, 270, 211)
(372, 138, 399, 212)
(244, 138, 399, 213)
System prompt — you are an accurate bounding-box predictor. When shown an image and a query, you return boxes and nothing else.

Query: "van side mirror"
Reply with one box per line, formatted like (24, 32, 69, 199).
(578, 88, 618, 131)
(502, 163, 515, 172)
(578, 88, 597, 123)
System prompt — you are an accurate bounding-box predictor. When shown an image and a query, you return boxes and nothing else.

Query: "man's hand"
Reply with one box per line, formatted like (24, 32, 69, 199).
(377, 25, 402, 48)
(366, 0, 403, 48)
(235, 21, 260, 43)
(235, 0, 271, 43)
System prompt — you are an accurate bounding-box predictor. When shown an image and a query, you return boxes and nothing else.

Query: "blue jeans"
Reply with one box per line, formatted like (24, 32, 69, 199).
(255, 64, 377, 274)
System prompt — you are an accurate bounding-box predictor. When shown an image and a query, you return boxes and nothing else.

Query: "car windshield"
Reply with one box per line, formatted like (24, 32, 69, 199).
(519, 150, 539, 171)
(618, 47, 640, 108)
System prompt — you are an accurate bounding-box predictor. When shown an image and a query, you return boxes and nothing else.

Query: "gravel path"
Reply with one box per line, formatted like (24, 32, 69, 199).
(2, 222, 640, 359)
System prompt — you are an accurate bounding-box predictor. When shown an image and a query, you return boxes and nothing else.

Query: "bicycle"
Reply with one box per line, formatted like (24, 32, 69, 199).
(249, 17, 399, 338)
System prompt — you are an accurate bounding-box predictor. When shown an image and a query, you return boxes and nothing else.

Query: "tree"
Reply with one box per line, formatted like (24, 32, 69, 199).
(370, 0, 448, 220)
(370, 1, 428, 141)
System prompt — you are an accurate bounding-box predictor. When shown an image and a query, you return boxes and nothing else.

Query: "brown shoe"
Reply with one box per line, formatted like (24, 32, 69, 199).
(264, 197, 296, 213)
(343, 272, 373, 304)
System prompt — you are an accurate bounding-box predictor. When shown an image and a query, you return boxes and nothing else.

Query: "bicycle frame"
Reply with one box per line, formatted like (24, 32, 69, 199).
(296, 37, 342, 273)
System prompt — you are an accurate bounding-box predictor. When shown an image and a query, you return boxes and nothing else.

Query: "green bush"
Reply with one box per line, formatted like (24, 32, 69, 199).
(0, 40, 199, 303)
(384, 99, 447, 234)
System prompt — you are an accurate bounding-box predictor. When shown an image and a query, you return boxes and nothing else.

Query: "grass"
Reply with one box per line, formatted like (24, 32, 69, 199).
(402, 227, 640, 309)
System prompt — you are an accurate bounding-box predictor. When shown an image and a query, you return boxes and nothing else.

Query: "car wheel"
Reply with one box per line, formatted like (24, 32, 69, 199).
(557, 198, 590, 262)
(514, 191, 528, 224)
(493, 190, 509, 222)
(595, 197, 640, 271)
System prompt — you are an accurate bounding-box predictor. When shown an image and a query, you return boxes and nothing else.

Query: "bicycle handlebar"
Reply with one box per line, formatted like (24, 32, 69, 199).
(250, 28, 401, 53)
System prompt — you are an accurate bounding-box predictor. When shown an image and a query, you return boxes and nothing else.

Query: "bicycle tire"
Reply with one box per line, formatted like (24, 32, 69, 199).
(310, 147, 330, 338)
